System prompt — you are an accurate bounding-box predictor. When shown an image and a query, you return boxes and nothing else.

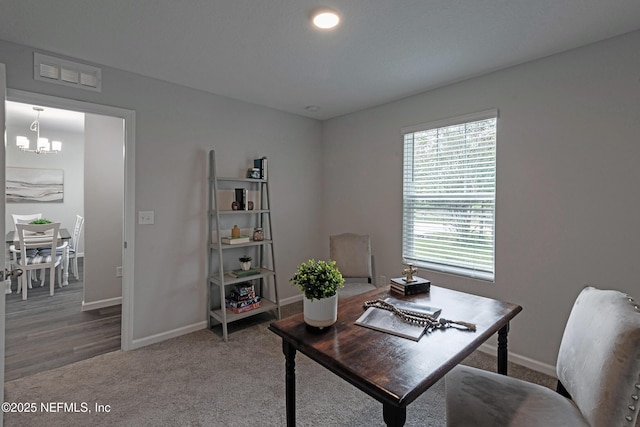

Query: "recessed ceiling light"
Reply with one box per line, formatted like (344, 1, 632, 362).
(305, 105, 321, 113)
(311, 9, 340, 29)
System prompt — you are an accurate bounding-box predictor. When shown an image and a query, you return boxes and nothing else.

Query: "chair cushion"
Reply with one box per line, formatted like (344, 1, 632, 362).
(329, 233, 372, 279)
(38, 248, 71, 256)
(12, 248, 38, 259)
(445, 365, 588, 427)
(24, 254, 62, 266)
(556, 286, 640, 426)
(337, 279, 376, 300)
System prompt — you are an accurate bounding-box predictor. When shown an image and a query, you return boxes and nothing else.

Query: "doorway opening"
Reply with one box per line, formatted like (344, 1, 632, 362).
(4, 90, 135, 381)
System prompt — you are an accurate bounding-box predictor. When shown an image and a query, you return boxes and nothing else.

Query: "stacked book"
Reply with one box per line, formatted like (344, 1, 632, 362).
(221, 235, 251, 245)
(226, 283, 261, 314)
(229, 267, 261, 278)
(389, 276, 431, 296)
(254, 157, 267, 180)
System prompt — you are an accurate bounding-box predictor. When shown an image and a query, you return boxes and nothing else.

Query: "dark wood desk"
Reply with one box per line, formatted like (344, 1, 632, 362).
(269, 286, 522, 427)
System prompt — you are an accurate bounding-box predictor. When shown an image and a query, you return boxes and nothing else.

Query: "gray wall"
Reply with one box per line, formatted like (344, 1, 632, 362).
(2, 29, 638, 370)
(83, 113, 124, 305)
(0, 39, 323, 342)
(321, 30, 640, 370)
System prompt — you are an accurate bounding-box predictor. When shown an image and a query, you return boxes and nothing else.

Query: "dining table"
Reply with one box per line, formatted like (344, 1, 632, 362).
(5, 228, 71, 289)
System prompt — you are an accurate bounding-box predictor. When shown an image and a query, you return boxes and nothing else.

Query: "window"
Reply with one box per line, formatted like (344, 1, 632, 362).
(402, 110, 497, 281)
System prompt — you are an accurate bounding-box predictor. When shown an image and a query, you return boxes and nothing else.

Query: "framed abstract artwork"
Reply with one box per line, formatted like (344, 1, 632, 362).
(6, 167, 64, 203)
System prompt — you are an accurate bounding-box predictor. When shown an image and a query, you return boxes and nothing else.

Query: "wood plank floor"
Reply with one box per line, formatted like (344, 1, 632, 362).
(4, 259, 121, 382)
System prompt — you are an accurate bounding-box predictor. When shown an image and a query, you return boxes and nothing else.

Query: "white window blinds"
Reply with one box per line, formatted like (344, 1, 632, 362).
(402, 110, 497, 281)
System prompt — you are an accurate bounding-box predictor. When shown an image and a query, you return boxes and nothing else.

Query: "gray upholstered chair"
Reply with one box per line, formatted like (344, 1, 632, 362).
(445, 286, 640, 427)
(329, 233, 377, 299)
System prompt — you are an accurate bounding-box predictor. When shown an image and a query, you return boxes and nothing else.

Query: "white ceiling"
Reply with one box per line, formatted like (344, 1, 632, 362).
(1, 0, 640, 120)
(5, 101, 84, 134)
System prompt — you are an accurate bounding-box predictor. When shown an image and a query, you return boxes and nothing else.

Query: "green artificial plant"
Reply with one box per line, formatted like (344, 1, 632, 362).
(29, 219, 52, 225)
(290, 259, 344, 301)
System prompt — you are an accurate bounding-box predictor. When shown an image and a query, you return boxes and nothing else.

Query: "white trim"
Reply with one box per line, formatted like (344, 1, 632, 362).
(409, 261, 494, 282)
(401, 108, 498, 134)
(130, 321, 207, 350)
(121, 109, 136, 351)
(280, 294, 303, 306)
(81, 296, 122, 311)
(477, 342, 557, 378)
(0, 62, 7, 422)
(7, 89, 136, 351)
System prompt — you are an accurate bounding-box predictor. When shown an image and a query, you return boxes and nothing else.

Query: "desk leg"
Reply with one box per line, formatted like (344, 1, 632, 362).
(383, 404, 406, 427)
(282, 341, 296, 427)
(497, 322, 509, 375)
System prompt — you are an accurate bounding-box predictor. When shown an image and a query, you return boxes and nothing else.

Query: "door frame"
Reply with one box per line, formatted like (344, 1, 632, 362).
(6, 89, 136, 350)
(1, 63, 6, 423)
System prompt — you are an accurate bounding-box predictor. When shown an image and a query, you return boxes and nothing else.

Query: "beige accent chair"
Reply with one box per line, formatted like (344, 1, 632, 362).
(445, 286, 640, 427)
(329, 233, 377, 299)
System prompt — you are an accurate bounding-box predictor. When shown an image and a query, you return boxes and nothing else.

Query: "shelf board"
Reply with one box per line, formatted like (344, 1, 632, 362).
(210, 298, 278, 324)
(210, 239, 273, 250)
(213, 209, 270, 215)
(209, 267, 275, 286)
(213, 177, 266, 183)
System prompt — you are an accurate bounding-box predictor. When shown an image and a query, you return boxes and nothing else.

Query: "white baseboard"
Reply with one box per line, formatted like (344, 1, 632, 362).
(81, 296, 122, 311)
(130, 321, 208, 350)
(280, 294, 303, 306)
(128, 296, 301, 351)
(478, 342, 557, 378)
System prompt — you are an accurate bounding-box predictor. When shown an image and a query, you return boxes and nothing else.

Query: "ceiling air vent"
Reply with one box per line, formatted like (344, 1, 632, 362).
(34, 52, 102, 92)
(61, 67, 79, 84)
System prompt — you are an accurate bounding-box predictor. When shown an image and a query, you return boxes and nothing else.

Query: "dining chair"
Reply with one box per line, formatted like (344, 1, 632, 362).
(329, 233, 377, 299)
(445, 286, 640, 427)
(14, 222, 67, 300)
(37, 215, 83, 282)
(9, 213, 44, 288)
(69, 215, 84, 280)
(11, 213, 43, 225)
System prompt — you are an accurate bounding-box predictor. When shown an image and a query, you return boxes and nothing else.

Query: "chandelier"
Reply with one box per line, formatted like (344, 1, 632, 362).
(16, 107, 62, 154)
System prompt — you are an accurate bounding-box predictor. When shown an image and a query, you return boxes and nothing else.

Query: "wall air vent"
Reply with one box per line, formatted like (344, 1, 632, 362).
(34, 52, 102, 92)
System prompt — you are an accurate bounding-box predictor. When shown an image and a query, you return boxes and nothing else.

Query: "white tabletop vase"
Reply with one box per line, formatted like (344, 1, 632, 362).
(303, 293, 338, 329)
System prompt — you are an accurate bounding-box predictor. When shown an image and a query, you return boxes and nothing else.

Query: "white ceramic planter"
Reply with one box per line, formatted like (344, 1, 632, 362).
(240, 261, 251, 271)
(303, 294, 338, 329)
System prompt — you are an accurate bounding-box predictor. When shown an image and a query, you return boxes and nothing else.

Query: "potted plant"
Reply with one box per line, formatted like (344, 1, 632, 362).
(290, 259, 344, 329)
(239, 255, 252, 271)
(28, 218, 53, 234)
(29, 219, 52, 224)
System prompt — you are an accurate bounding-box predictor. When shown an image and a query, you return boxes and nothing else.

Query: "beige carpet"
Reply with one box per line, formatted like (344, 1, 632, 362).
(4, 308, 556, 427)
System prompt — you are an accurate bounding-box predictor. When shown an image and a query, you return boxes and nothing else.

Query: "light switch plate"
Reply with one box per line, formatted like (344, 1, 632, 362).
(138, 210, 154, 224)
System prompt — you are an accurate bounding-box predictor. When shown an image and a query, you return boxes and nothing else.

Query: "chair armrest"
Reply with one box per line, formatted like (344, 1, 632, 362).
(8, 245, 18, 261)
